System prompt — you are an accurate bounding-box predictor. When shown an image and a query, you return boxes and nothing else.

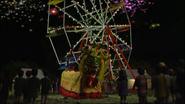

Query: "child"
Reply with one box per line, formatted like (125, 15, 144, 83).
(27, 68, 40, 104)
(14, 70, 25, 104)
(41, 70, 51, 104)
(133, 66, 147, 104)
(169, 69, 176, 102)
(118, 69, 128, 104)
(23, 70, 31, 104)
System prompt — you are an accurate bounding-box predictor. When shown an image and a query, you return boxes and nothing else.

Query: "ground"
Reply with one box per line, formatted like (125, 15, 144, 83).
(7, 90, 175, 104)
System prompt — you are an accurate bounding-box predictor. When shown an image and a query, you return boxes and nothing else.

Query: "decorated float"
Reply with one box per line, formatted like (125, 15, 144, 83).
(47, 0, 135, 99)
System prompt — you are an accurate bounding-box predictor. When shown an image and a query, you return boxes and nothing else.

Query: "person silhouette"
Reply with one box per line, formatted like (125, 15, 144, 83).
(56, 78, 60, 93)
(169, 68, 176, 102)
(27, 68, 40, 104)
(41, 70, 51, 104)
(118, 69, 128, 104)
(14, 70, 25, 104)
(175, 59, 185, 104)
(23, 70, 31, 104)
(133, 66, 147, 104)
(0, 69, 12, 104)
(153, 65, 167, 104)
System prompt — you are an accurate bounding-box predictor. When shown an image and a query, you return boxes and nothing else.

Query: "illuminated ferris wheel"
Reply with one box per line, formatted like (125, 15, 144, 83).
(47, 0, 135, 80)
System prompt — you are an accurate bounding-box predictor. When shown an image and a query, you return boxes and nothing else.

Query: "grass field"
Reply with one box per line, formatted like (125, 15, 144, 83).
(6, 90, 175, 104)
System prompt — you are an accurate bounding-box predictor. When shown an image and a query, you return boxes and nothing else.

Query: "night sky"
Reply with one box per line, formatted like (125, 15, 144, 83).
(0, 0, 184, 69)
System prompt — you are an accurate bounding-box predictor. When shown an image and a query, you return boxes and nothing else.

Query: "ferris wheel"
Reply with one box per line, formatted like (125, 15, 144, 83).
(47, 0, 135, 81)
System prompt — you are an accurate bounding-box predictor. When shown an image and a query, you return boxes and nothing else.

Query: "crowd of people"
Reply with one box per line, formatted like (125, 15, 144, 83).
(117, 59, 184, 104)
(0, 68, 60, 104)
(0, 59, 184, 104)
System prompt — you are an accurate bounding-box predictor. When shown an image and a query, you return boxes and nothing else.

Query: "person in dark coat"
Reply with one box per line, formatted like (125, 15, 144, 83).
(0, 69, 12, 104)
(41, 70, 51, 104)
(27, 68, 40, 104)
(133, 66, 147, 104)
(175, 59, 185, 104)
(14, 70, 25, 104)
(118, 69, 128, 104)
(23, 70, 31, 104)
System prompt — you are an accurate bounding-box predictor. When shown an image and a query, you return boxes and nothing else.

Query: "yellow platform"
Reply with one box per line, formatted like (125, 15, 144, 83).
(48, 0, 64, 5)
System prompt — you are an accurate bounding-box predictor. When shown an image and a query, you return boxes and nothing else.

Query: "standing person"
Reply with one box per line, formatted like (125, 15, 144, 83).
(14, 70, 25, 104)
(162, 66, 171, 104)
(153, 65, 167, 104)
(169, 68, 176, 102)
(175, 59, 185, 104)
(23, 70, 32, 104)
(133, 66, 147, 104)
(41, 70, 51, 104)
(56, 79, 60, 93)
(118, 69, 128, 104)
(27, 68, 40, 104)
(151, 65, 158, 103)
(0, 69, 12, 104)
(52, 81, 56, 93)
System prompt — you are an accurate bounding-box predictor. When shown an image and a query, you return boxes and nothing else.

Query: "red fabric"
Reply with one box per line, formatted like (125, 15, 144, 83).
(59, 86, 104, 99)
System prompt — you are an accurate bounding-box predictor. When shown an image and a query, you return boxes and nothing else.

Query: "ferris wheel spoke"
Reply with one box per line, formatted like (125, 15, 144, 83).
(106, 7, 121, 24)
(58, 3, 75, 10)
(71, 31, 89, 52)
(89, 0, 104, 24)
(73, 1, 103, 25)
(62, 0, 72, 48)
(78, 9, 104, 24)
(103, 0, 110, 24)
(103, 36, 126, 70)
(109, 27, 131, 50)
(110, 11, 117, 34)
(57, 6, 85, 27)
(108, 34, 127, 70)
(123, 3, 133, 49)
(91, 27, 105, 43)
(98, 0, 105, 23)
(64, 31, 89, 64)
(73, 3, 88, 26)
(82, 0, 90, 26)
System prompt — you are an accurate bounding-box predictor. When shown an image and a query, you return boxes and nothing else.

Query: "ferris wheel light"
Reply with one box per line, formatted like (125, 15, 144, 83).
(52, 10, 56, 13)
(50, 8, 58, 15)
